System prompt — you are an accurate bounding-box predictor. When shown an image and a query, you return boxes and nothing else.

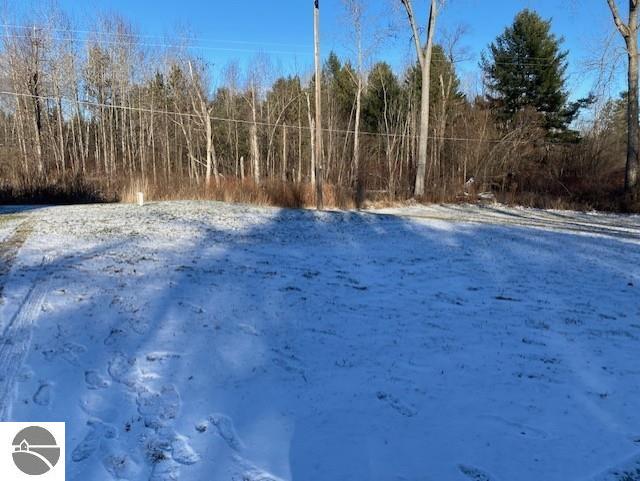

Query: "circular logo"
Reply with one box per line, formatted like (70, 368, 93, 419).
(11, 426, 61, 475)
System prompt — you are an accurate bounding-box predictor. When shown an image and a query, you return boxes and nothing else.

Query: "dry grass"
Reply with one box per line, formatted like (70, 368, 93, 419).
(494, 171, 639, 213)
(2, 171, 637, 214)
(0, 218, 33, 297)
(120, 177, 358, 210)
(0, 174, 117, 205)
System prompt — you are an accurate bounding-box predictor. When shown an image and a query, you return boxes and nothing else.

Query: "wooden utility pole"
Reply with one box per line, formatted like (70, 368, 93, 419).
(314, 0, 324, 210)
(606, 0, 639, 194)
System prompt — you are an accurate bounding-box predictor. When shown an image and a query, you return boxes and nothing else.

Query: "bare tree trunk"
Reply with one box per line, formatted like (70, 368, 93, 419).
(343, 0, 365, 189)
(627, 10, 639, 191)
(250, 85, 261, 183)
(314, 0, 324, 209)
(298, 96, 303, 184)
(150, 94, 157, 184)
(73, 85, 87, 174)
(205, 114, 213, 186)
(31, 95, 44, 175)
(607, 0, 639, 193)
(15, 98, 28, 174)
(306, 92, 316, 186)
(282, 124, 288, 182)
(400, 0, 438, 197)
(188, 61, 216, 186)
(354, 78, 362, 183)
(164, 100, 171, 182)
(250, 123, 260, 181)
(26, 27, 45, 176)
(54, 93, 66, 174)
(70, 109, 79, 173)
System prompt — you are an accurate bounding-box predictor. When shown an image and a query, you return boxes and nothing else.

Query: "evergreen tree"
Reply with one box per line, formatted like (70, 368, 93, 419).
(405, 44, 463, 110)
(363, 62, 401, 131)
(323, 52, 357, 123)
(481, 9, 584, 138)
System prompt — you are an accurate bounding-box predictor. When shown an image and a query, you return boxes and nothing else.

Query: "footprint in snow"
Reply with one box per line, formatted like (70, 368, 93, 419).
(137, 385, 181, 428)
(33, 383, 52, 406)
(209, 413, 244, 451)
(459, 464, 496, 481)
(61, 341, 88, 362)
(144, 430, 173, 463)
(108, 352, 142, 388)
(238, 324, 260, 336)
(16, 366, 33, 382)
(146, 352, 181, 362)
(72, 419, 117, 462)
(375, 391, 417, 417)
(42, 341, 87, 364)
(242, 468, 286, 481)
(85, 370, 110, 390)
(171, 434, 200, 465)
(104, 328, 127, 346)
(102, 451, 142, 480)
(148, 458, 180, 481)
(142, 428, 199, 472)
(129, 317, 149, 335)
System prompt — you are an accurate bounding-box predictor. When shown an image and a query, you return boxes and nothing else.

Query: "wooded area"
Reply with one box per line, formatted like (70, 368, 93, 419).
(0, 1, 637, 211)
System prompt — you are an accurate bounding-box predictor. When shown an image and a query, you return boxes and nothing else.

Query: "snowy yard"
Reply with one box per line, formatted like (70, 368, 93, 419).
(1, 201, 640, 481)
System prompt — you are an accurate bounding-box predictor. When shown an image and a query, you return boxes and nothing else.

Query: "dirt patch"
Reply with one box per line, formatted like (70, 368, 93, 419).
(0, 220, 33, 299)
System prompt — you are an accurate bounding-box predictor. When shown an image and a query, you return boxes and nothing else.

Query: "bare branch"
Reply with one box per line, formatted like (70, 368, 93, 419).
(400, 0, 425, 67)
(606, 0, 631, 38)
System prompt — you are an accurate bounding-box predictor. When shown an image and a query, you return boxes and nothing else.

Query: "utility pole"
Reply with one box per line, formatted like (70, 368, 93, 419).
(313, 0, 324, 210)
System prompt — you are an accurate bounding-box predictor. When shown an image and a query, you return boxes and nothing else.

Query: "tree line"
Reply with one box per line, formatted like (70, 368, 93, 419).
(0, 2, 636, 209)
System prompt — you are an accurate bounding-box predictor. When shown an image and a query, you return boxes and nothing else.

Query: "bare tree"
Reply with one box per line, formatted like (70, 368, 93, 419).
(314, 0, 324, 209)
(606, 0, 639, 193)
(4, 25, 47, 175)
(305, 91, 316, 186)
(399, 0, 439, 196)
(188, 60, 217, 186)
(342, 0, 366, 200)
(248, 81, 261, 183)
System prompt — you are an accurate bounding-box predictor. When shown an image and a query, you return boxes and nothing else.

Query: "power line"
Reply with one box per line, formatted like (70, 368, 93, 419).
(0, 23, 591, 63)
(0, 90, 575, 146)
(0, 23, 312, 49)
(0, 31, 562, 68)
(0, 33, 312, 57)
(1, 24, 564, 67)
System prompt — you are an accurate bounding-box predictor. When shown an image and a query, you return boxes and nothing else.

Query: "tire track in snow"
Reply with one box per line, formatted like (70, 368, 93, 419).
(0, 219, 32, 299)
(373, 207, 640, 242)
(0, 253, 49, 420)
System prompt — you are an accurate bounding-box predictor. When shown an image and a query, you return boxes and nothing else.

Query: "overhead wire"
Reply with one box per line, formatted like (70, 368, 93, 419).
(0, 90, 579, 146)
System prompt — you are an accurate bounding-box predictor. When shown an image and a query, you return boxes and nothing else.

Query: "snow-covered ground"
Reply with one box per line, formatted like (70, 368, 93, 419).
(1, 201, 639, 481)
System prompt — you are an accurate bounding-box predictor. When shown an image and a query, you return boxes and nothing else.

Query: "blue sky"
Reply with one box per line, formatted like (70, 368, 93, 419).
(10, 0, 626, 99)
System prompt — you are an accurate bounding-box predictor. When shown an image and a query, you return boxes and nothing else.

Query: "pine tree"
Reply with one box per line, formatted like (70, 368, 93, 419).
(405, 44, 463, 115)
(323, 52, 357, 123)
(363, 62, 401, 131)
(481, 9, 583, 138)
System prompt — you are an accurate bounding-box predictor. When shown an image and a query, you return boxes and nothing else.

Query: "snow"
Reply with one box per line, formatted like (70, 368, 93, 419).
(0, 212, 23, 243)
(1, 201, 639, 481)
